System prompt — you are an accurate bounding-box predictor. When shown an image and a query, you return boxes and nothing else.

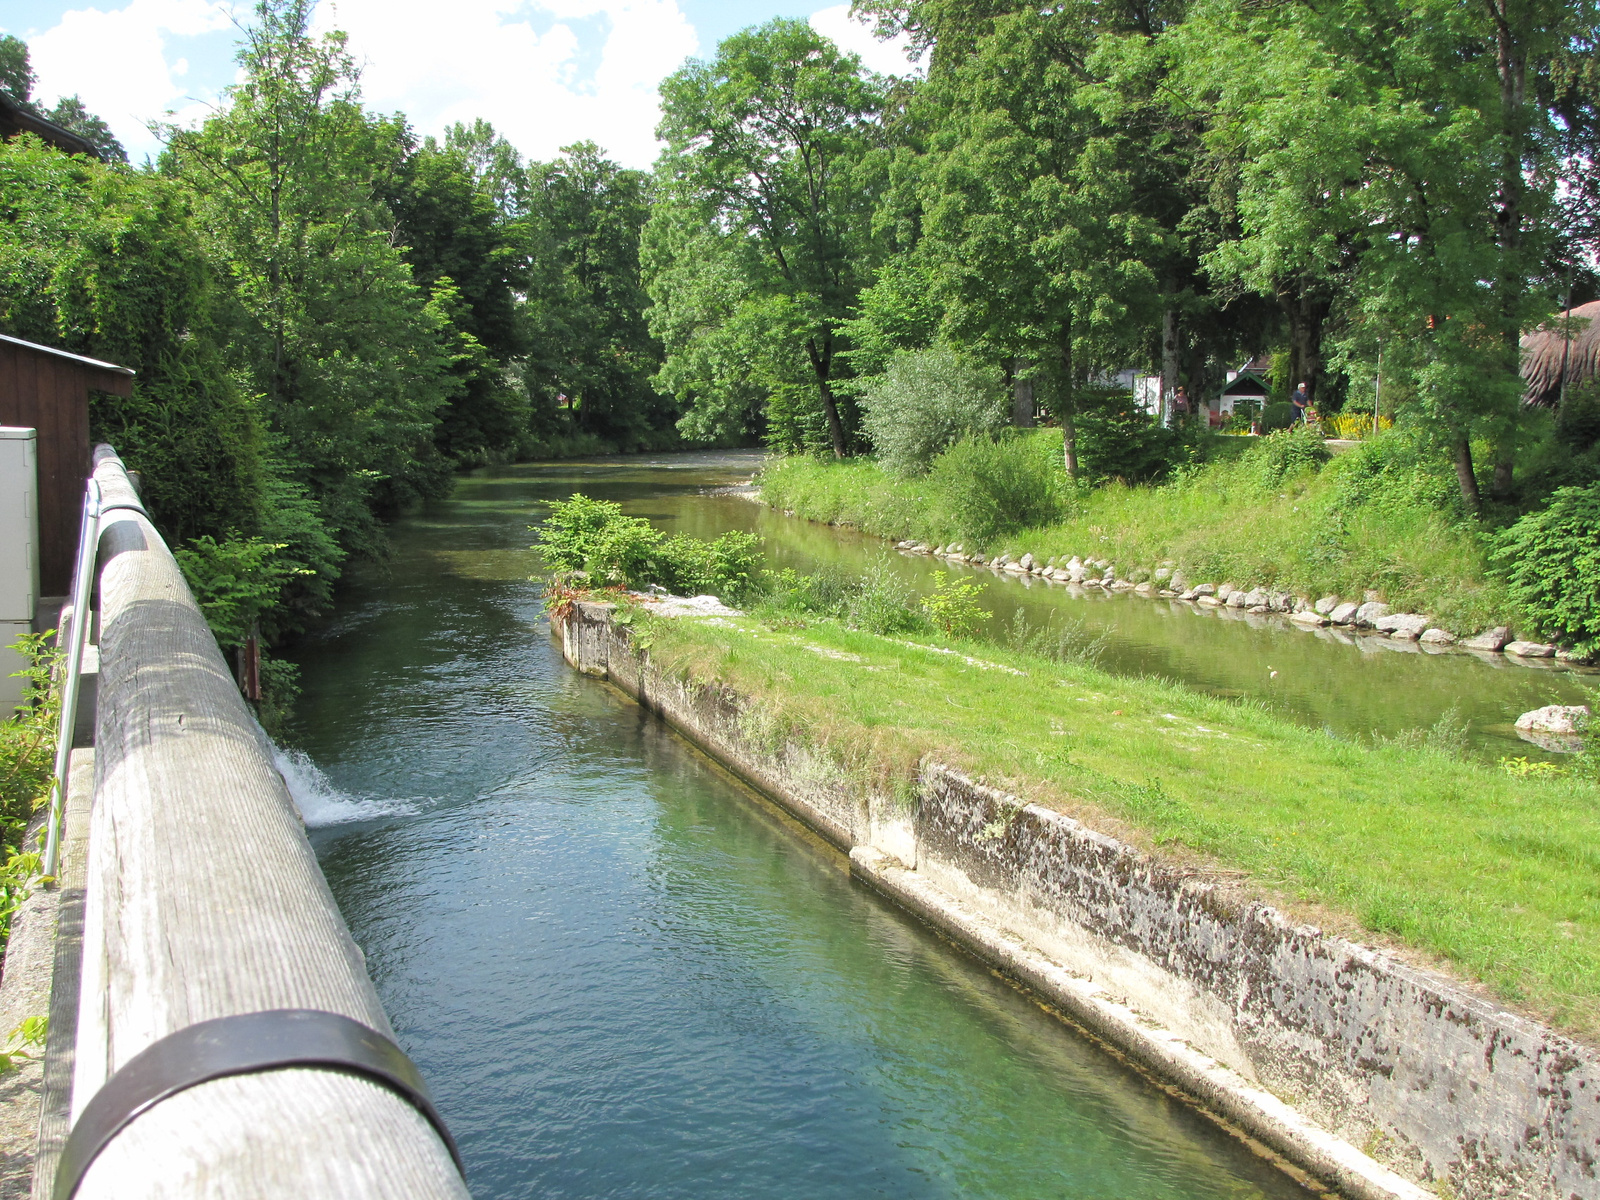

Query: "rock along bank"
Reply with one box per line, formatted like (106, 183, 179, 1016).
(554, 598, 1600, 1200)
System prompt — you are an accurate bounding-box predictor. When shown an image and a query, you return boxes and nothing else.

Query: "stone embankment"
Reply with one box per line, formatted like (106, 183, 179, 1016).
(556, 597, 1600, 1200)
(894, 541, 1581, 662)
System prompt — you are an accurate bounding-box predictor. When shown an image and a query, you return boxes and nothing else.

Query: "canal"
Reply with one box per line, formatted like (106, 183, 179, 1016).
(285, 451, 1316, 1199)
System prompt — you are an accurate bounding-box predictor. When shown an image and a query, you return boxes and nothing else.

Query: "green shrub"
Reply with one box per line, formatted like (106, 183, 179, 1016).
(1556, 382, 1600, 453)
(1243, 429, 1332, 489)
(860, 346, 1007, 477)
(1, 632, 55, 833)
(1322, 427, 1463, 517)
(533, 494, 631, 572)
(1262, 401, 1295, 431)
(758, 564, 931, 635)
(533, 494, 767, 606)
(174, 535, 313, 648)
(921, 576, 990, 638)
(928, 430, 1073, 547)
(1492, 482, 1600, 655)
(1074, 391, 1182, 483)
(589, 519, 668, 589)
(659, 531, 765, 607)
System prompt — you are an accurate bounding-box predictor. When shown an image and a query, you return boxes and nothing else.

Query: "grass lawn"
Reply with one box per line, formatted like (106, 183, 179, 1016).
(640, 606, 1600, 1040)
(758, 435, 1511, 634)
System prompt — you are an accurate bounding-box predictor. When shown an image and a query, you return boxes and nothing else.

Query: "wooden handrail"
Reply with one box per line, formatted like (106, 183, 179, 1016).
(55, 447, 466, 1199)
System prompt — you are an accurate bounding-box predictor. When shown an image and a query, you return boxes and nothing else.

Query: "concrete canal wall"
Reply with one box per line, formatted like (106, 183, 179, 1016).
(557, 598, 1600, 1200)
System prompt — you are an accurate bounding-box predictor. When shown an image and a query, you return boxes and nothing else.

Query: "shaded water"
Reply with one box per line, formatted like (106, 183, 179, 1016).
(287, 451, 1312, 1199)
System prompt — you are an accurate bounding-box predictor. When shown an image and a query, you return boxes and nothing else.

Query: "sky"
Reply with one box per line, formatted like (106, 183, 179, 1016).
(1, 1, 917, 168)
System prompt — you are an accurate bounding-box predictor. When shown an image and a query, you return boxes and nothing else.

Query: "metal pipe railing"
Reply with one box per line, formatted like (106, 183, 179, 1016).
(41, 480, 101, 879)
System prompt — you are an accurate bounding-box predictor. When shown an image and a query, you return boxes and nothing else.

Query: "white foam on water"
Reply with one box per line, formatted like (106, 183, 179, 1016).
(272, 746, 416, 827)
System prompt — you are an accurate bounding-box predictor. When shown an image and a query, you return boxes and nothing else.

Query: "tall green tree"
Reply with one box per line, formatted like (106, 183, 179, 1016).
(1176, 0, 1594, 506)
(387, 123, 530, 464)
(161, 0, 456, 553)
(526, 143, 670, 448)
(647, 19, 890, 456)
(911, 5, 1163, 475)
(0, 137, 266, 545)
(0, 35, 36, 106)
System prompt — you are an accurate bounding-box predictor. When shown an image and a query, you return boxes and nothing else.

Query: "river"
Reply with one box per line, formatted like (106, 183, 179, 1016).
(284, 451, 1318, 1199)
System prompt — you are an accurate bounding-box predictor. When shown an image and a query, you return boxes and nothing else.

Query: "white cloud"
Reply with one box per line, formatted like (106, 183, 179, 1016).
(17, 2, 908, 172)
(808, 4, 917, 78)
(315, 0, 699, 169)
(26, 0, 234, 162)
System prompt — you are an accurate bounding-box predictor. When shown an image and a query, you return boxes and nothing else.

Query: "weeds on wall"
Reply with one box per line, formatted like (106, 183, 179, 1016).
(0, 633, 55, 947)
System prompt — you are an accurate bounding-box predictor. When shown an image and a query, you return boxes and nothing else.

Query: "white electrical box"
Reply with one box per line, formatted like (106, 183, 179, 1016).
(0, 428, 39, 716)
(0, 620, 29, 717)
(0, 427, 39, 621)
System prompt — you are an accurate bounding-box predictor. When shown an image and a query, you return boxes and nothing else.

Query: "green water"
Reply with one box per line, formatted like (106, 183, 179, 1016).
(593, 453, 1591, 762)
(285, 450, 1313, 1199)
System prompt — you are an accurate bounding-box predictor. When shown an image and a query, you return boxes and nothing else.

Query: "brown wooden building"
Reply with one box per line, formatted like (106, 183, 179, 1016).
(0, 93, 101, 157)
(0, 334, 134, 595)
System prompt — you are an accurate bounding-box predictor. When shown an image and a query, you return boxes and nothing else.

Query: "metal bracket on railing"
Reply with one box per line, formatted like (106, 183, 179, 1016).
(42, 479, 103, 880)
(51, 1009, 465, 1199)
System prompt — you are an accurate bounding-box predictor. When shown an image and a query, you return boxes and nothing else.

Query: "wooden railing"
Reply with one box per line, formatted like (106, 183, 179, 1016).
(38, 447, 467, 1199)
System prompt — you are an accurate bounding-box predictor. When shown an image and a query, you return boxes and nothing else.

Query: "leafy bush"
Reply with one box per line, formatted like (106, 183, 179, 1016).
(1262, 401, 1296, 431)
(588, 519, 668, 590)
(1, 632, 54, 932)
(758, 563, 931, 635)
(1073, 390, 1183, 483)
(927, 430, 1073, 546)
(658, 530, 764, 606)
(1322, 427, 1462, 517)
(175, 535, 312, 649)
(534, 494, 631, 572)
(1556, 382, 1600, 454)
(860, 346, 1007, 477)
(1242, 429, 1332, 489)
(533, 494, 767, 606)
(1, 633, 55, 833)
(921, 576, 990, 638)
(1492, 482, 1600, 656)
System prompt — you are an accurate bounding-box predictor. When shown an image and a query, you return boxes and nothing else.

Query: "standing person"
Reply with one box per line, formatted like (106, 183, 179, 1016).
(1172, 385, 1190, 426)
(1291, 382, 1310, 424)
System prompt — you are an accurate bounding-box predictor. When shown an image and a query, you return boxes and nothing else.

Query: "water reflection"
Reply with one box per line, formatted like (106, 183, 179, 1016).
(493, 452, 1588, 760)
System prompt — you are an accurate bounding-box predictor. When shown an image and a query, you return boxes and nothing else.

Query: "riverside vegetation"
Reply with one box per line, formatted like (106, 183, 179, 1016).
(760, 421, 1600, 650)
(536, 499, 1600, 1039)
(0, 635, 55, 956)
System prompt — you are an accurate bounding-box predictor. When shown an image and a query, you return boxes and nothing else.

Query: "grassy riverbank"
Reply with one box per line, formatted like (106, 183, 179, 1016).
(758, 430, 1511, 634)
(636, 604, 1600, 1039)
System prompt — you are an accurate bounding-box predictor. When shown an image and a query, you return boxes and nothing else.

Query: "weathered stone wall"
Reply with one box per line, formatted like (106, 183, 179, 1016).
(556, 600, 1600, 1200)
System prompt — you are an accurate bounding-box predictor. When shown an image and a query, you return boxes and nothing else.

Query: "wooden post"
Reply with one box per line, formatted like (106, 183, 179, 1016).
(56, 448, 466, 1200)
(238, 623, 261, 704)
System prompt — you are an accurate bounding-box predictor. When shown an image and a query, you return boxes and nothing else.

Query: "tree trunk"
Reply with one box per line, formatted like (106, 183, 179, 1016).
(1283, 291, 1330, 406)
(1491, 453, 1514, 500)
(1160, 305, 1180, 426)
(1486, 0, 1526, 503)
(806, 337, 846, 458)
(1454, 436, 1481, 511)
(1059, 319, 1077, 478)
(1012, 359, 1035, 427)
